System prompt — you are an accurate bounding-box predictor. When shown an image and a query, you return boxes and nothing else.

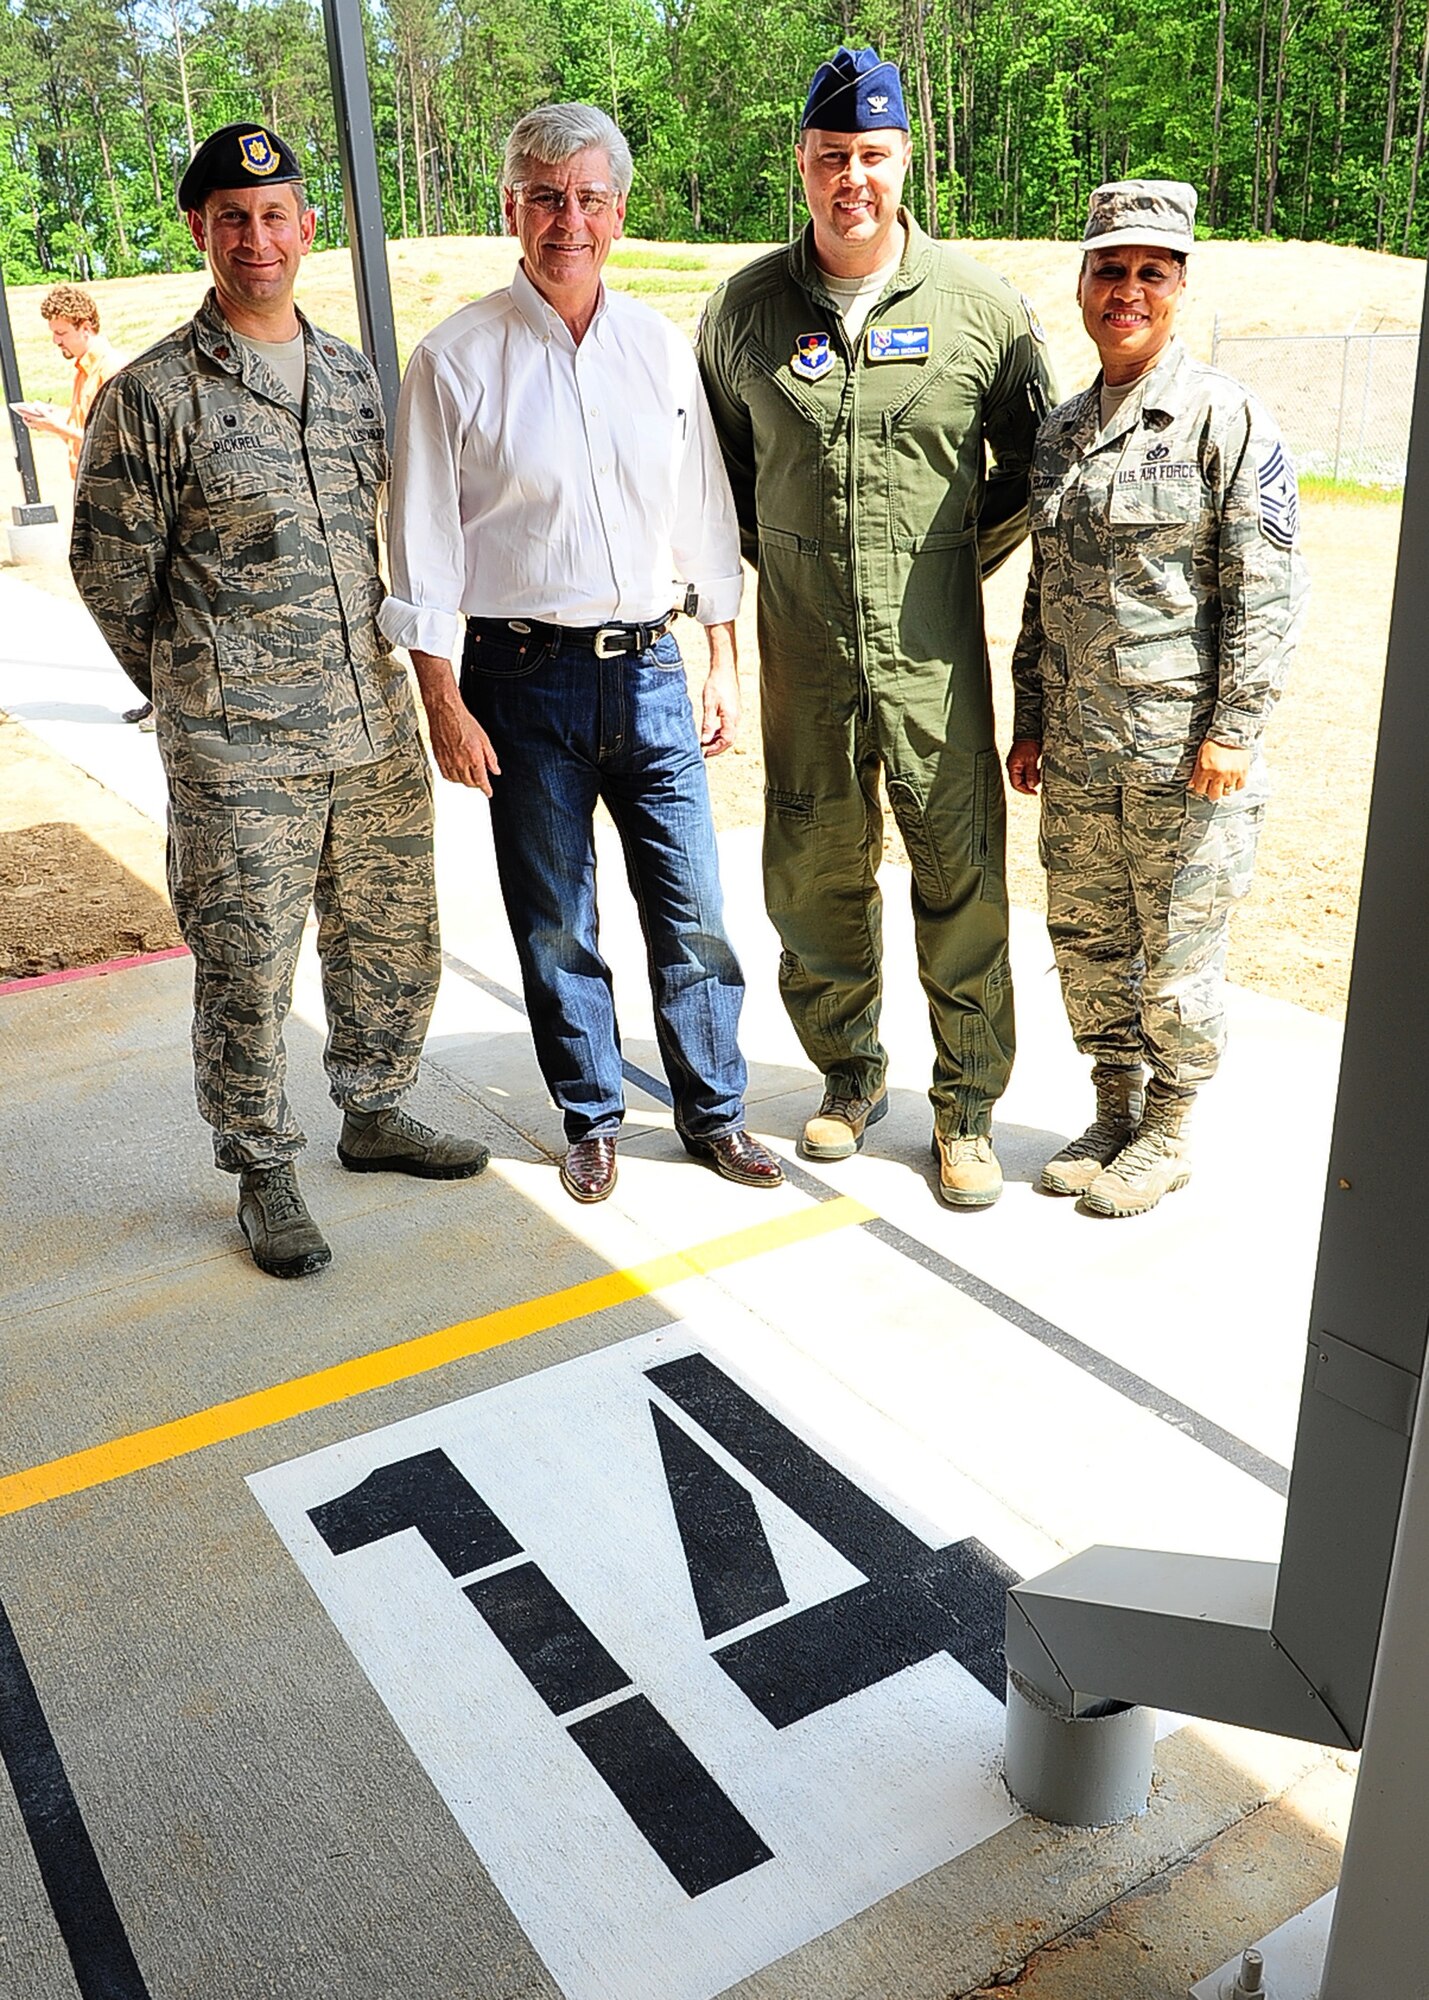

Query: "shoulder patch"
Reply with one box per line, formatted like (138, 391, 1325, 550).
(1020, 292, 1048, 344)
(1257, 441, 1300, 549)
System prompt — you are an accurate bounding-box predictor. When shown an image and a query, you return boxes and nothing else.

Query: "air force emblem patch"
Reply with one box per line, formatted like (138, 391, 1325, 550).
(866, 324, 930, 363)
(1257, 442, 1300, 549)
(239, 131, 280, 176)
(792, 332, 833, 381)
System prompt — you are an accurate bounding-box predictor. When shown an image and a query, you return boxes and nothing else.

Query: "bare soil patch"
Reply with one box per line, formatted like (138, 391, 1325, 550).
(0, 715, 180, 981)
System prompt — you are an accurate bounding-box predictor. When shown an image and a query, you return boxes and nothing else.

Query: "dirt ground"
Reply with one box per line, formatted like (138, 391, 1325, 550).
(0, 712, 180, 981)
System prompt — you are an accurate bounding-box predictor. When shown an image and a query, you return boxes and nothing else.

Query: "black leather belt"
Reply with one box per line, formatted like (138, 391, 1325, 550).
(486, 613, 676, 659)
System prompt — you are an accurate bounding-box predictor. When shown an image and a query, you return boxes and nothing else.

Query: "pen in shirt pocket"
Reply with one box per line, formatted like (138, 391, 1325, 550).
(677, 407, 687, 440)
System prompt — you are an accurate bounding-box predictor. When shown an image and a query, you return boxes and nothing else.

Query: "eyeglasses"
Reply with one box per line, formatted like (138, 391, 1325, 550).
(515, 185, 618, 216)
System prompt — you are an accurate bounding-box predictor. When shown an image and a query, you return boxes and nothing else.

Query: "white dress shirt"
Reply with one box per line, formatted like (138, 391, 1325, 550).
(379, 264, 744, 662)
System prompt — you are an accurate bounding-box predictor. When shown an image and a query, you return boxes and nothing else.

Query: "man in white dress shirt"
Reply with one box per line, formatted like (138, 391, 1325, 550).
(381, 101, 783, 1206)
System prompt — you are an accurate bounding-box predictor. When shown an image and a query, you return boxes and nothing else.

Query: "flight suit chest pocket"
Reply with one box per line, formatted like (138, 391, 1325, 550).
(739, 340, 830, 546)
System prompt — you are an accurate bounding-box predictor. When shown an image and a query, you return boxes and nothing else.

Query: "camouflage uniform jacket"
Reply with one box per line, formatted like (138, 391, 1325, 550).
(1011, 338, 1308, 784)
(71, 291, 416, 780)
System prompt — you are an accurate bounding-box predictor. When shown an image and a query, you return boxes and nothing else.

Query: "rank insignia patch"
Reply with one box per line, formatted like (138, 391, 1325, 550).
(1257, 442, 1300, 548)
(791, 332, 834, 381)
(240, 131, 280, 176)
(866, 324, 930, 363)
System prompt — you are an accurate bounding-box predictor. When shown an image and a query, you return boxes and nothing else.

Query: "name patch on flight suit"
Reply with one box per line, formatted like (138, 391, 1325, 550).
(866, 325, 930, 363)
(791, 333, 834, 380)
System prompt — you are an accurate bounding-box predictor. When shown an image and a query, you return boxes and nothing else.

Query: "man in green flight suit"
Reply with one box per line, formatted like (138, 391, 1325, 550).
(698, 47, 1054, 1206)
(71, 124, 488, 1278)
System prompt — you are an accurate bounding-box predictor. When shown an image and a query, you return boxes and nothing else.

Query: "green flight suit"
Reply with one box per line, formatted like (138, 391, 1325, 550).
(698, 214, 1053, 1135)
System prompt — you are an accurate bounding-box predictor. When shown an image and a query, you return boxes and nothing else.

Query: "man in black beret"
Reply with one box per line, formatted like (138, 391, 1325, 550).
(70, 124, 488, 1279)
(699, 49, 1055, 1209)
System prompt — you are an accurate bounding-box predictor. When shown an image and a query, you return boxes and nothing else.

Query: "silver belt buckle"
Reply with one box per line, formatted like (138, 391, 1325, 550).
(593, 626, 627, 659)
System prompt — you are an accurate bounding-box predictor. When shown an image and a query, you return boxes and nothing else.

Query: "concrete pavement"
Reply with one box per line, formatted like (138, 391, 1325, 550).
(0, 570, 1349, 1999)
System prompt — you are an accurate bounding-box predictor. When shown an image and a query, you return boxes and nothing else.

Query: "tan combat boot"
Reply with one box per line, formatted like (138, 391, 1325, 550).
(800, 1085, 888, 1161)
(1040, 1065, 1146, 1196)
(932, 1132, 1003, 1208)
(1081, 1086, 1194, 1218)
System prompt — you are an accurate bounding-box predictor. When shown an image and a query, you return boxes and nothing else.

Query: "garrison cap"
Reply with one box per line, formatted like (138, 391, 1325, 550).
(1082, 179, 1197, 255)
(801, 47, 909, 132)
(178, 123, 306, 214)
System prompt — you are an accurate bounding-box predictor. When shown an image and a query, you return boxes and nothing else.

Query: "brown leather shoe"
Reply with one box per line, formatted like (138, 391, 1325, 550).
(560, 1135, 617, 1203)
(681, 1129, 784, 1189)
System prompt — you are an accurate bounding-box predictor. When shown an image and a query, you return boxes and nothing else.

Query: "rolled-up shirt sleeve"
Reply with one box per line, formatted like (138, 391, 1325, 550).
(379, 343, 469, 662)
(671, 363, 743, 627)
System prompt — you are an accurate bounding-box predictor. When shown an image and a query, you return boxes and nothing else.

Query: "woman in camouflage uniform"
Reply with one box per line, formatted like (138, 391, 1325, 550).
(1007, 180, 1308, 1217)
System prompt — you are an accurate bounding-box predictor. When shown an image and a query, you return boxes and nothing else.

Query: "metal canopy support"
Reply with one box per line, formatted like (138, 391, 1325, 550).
(320, 0, 401, 430)
(1004, 265, 1429, 1967)
(0, 262, 45, 514)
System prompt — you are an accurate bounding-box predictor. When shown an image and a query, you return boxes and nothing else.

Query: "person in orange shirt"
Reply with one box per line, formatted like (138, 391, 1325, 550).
(21, 285, 122, 475)
(19, 286, 143, 718)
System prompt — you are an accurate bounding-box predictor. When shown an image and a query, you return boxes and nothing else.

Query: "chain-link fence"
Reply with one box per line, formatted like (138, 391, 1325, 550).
(1209, 324, 1417, 487)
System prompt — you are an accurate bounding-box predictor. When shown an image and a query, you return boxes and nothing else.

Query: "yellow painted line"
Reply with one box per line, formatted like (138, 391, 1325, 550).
(0, 1195, 874, 1521)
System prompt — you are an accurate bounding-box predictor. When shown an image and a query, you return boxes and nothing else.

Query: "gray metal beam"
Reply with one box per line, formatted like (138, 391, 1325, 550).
(320, 0, 401, 430)
(0, 262, 43, 510)
(1005, 262, 1429, 1766)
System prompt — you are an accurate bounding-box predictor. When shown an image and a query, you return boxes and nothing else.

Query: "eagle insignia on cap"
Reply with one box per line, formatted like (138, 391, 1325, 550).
(869, 93, 889, 111)
(239, 131, 280, 176)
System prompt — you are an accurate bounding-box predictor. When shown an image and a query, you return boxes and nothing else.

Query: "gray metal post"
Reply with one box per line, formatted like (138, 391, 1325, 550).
(1317, 1349, 1429, 1992)
(1003, 260, 1429, 1795)
(0, 261, 45, 514)
(321, 0, 401, 430)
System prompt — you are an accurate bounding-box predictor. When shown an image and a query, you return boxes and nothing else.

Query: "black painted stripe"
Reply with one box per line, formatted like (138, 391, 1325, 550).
(650, 1404, 789, 1639)
(464, 1564, 631, 1714)
(568, 1693, 773, 1897)
(437, 951, 1289, 1496)
(716, 1541, 1018, 1720)
(0, 1597, 151, 2000)
(309, 1447, 522, 1574)
(650, 1352, 931, 1572)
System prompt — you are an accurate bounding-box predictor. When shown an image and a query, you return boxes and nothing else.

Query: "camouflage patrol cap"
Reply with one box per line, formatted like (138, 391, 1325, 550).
(177, 123, 305, 214)
(1082, 180, 1197, 254)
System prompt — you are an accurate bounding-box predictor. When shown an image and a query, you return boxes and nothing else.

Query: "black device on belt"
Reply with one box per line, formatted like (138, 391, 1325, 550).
(491, 612, 677, 659)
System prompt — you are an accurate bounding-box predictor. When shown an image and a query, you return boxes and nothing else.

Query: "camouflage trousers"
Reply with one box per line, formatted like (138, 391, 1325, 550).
(165, 736, 440, 1171)
(1038, 766, 1265, 1092)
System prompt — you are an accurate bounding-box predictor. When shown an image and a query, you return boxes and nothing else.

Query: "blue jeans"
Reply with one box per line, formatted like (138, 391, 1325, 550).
(461, 622, 749, 1143)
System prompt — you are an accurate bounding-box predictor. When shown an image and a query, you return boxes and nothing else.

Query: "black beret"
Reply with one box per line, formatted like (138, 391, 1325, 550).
(178, 123, 306, 215)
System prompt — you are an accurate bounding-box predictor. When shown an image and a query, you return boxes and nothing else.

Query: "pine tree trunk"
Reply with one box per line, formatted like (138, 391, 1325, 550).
(943, 29, 957, 237)
(1332, 26, 1348, 232)
(1209, 0, 1227, 224)
(1252, 0, 1269, 228)
(910, 0, 938, 232)
(1299, 97, 1316, 235)
(1402, 0, 1429, 251)
(1378, 0, 1406, 250)
(169, 0, 195, 157)
(395, 82, 409, 237)
(1262, 0, 1291, 232)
